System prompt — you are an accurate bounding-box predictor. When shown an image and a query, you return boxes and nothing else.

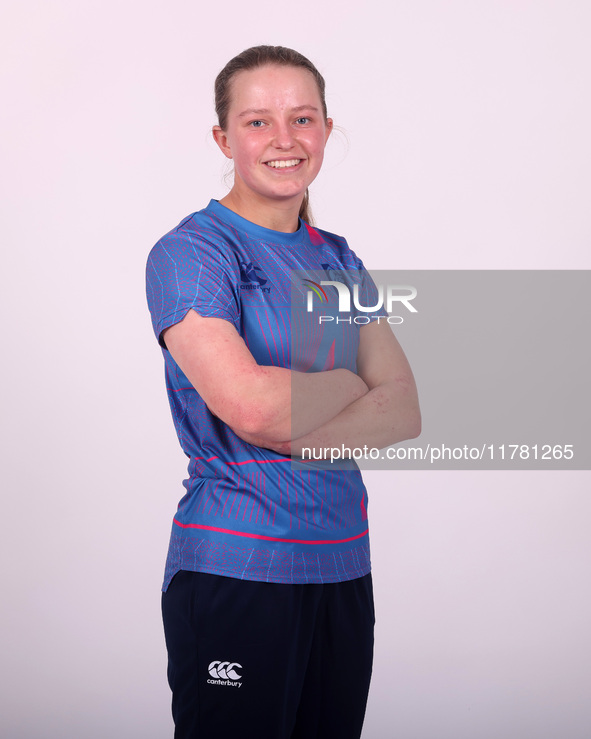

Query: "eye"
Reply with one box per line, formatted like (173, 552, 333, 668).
(295, 117, 311, 125)
(249, 120, 265, 128)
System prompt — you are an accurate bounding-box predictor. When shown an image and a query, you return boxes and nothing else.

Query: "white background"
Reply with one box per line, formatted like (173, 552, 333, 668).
(1, 1, 590, 737)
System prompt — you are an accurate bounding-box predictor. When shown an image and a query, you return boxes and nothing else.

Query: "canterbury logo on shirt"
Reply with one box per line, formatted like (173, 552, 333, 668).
(207, 660, 243, 688)
(239, 262, 272, 293)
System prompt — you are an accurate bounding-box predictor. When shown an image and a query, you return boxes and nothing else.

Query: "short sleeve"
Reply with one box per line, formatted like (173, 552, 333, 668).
(146, 230, 240, 348)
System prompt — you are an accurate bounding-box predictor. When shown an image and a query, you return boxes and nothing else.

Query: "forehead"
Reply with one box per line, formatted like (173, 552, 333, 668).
(228, 64, 322, 114)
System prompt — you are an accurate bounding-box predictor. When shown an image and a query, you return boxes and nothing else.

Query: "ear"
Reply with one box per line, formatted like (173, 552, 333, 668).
(212, 125, 233, 159)
(324, 118, 334, 144)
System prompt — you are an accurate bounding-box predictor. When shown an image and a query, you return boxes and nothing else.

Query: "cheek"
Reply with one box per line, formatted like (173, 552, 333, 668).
(307, 140, 327, 170)
(232, 138, 261, 171)
(305, 131, 328, 160)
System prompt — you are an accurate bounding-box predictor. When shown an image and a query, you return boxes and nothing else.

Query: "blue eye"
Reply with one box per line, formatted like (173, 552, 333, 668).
(250, 120, 264, 128)
(296, 117, 310, 125)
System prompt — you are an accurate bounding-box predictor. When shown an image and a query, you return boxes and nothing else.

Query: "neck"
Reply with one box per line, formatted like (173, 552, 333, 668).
(219, 189, 302, 233)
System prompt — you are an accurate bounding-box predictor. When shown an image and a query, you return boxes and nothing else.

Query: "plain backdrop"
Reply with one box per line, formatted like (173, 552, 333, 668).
(1, 1, 590, 737)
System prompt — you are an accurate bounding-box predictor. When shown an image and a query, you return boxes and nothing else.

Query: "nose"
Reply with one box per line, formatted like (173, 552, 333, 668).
(272, 121, 295, 150)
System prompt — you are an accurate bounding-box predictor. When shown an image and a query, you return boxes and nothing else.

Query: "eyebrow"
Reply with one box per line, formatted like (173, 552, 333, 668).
(237, 105, 320, 118)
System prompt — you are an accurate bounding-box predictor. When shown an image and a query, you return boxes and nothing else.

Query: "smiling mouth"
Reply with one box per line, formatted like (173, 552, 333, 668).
(264, 159, 303, 169)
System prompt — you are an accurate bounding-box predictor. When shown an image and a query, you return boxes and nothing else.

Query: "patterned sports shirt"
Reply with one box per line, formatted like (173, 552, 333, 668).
(146, 199, 384, 590)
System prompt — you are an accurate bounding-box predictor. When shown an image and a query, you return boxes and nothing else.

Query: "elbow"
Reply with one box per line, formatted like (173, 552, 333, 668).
(389, 403, 421, 444)
(401, 392, 422, 440)
(377, 380, 422, 442)
(222, 397, 288, 442)
(235, 407, 277, 440)
(394, 376, 421, 441)
(405, 407, 422, 440)
(206, 366, 289, 441)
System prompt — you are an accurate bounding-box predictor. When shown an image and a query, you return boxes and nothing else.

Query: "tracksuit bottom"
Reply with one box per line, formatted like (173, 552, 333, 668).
(162, 570, 375, 739)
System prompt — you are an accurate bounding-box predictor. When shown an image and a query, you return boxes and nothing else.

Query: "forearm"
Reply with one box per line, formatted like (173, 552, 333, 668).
(230, 365, 369, 443)
(285, 376, 421, 458)
(164, 312, 369, 444)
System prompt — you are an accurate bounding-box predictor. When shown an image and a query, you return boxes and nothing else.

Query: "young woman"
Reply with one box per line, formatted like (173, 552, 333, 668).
(146, 45, 420, 739)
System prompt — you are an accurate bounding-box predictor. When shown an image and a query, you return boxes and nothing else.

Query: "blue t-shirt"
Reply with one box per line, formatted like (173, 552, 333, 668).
(146, 199, 382, 590)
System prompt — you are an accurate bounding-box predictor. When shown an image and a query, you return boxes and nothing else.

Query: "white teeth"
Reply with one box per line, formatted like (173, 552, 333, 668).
(266, 159, 301, 168)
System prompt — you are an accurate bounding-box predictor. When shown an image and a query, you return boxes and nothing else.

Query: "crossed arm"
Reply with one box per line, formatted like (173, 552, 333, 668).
(163, 309, 421, 457)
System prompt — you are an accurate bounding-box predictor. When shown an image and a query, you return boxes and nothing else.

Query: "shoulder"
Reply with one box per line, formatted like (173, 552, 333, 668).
(147, 207, 236, 271)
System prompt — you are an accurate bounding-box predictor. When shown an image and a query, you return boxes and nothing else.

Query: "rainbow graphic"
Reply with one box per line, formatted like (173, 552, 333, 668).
(303, 279, 328, 303)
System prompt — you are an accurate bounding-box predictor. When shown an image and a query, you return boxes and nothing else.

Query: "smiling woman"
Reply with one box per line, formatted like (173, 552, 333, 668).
(212, 62, 333, 231)
(146, 44, 420, 739)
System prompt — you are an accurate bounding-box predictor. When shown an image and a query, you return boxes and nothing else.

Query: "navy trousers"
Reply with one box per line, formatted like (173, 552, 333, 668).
(162, 570, 375, 738)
